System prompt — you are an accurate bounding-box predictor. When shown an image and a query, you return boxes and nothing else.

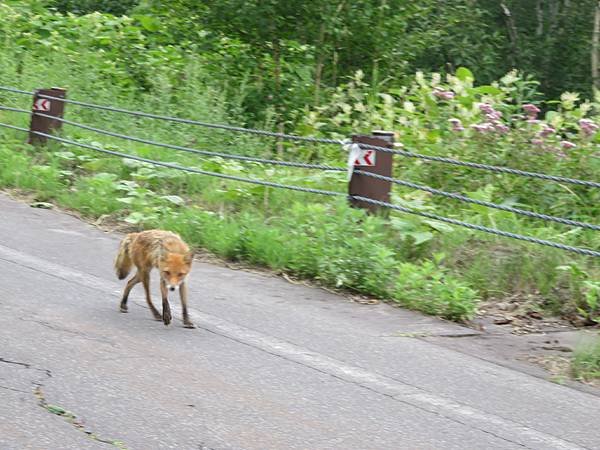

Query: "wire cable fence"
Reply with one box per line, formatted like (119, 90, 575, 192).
(0, 85, 598, 258)
(3, 103, 596, 232)
(355, 142, 600, 189)
(2, 104, 596, 232)
(353, 170, 600, 231)
(0, 105, 346, 172)
(1, 85, 598, 188)
(0, 121, 598, 258)
(352, 196, 600, 258)
(0, 122, 344, 197)
(0, 86, 343, 145)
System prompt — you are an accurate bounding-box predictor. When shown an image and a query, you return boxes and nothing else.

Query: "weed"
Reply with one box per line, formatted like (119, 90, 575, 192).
(571, 337, 600, 382)
(393, 257, 479, 321)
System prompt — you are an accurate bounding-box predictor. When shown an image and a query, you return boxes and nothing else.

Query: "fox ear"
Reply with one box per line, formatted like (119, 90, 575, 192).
(184, 251, 193, 264)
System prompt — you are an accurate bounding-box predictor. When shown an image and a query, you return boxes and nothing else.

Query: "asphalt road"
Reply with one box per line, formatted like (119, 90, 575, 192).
(1, 192, 599, 450)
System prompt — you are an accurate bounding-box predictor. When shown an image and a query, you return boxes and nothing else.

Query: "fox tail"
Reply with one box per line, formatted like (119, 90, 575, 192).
(115, 234, 135, 280)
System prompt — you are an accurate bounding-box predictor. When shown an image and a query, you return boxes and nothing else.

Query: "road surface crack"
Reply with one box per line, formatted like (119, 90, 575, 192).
(0, 356, 34, 368)
(1, 355, 127, 449)
(34, 383, 127, 448)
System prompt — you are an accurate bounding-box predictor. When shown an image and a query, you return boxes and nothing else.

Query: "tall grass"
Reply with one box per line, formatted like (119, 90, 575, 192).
(572, 338, 600, 382)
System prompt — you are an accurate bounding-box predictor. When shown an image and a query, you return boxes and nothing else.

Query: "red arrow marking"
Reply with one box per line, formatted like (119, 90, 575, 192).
(34, 99, 50, 111)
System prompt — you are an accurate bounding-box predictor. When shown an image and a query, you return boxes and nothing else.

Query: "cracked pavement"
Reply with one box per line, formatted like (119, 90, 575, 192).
(1, 191, 600, 450)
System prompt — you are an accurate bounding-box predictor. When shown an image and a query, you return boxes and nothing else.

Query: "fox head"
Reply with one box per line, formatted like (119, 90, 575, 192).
(159, 252, 193, 292)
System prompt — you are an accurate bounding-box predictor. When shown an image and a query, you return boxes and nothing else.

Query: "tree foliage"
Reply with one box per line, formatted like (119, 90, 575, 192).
(479, 0, 598, 98)
(5, 0, 600, 122)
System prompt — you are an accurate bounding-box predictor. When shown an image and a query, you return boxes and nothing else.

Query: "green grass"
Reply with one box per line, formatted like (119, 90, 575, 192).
(1, 131, 597, 323)
(0, 135, 482, 320)
(571, 338, 600, 382)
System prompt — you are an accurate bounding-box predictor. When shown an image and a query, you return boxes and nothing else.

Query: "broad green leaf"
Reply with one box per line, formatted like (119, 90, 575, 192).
(124, 212, 146, 224)
(407, 231, 434, 245)
(54, 151, 76, 160)
(137, 15, 160, 32)
(472, 85, 502, 96)
(456, 67, 474, 82)
(423, 220, 453, 233)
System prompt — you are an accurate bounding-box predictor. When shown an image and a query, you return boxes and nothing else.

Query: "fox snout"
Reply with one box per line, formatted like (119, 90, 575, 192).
(162, 273, 186, 292)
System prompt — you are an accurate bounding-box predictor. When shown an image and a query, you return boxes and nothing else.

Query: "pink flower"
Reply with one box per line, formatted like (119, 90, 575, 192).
(560, 140, 576, 149)
(448, 118, 464, 132)
(485, 111, 502, 121)
(478, 103, 495, 115)
(523, 103, 541, 121)
(471, 123, 494, 133)
(494, 123, 510, 134)
(523, 104, 540, 115)
(433, 88, 455, 100)
(531, 139, 544, 146)
(539, 126, 556, 138)
(579, 119, 599, 136)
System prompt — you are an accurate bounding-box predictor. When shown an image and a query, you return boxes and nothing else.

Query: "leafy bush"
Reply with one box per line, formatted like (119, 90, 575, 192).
(394, 258, 479, 321)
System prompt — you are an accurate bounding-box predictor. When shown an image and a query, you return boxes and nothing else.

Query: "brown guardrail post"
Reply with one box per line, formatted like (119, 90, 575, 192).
(28, 87, 67, 144)
(348, 130, 394, 214)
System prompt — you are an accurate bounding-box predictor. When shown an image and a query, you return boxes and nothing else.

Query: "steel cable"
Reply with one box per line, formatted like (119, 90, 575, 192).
(1, 103, 597, 230)
(0, 122, 344, 198)
(2, 85, 597, 187)
(351, 196, 600, 257)
(0, 107, 344, 171)
(357, 143, 600, 188)
(0, 86, 343, 145)
(353, 170, 599, 231)
(1, 121, 597, 257)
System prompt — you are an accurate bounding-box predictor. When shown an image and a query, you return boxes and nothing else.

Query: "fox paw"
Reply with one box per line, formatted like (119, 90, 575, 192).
(183, 321, 196, 329)
(162, 309, 172, 326)
(119, 305, 128, 313)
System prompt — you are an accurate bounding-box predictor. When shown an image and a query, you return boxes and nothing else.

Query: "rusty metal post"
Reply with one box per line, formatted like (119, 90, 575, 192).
(28, 87, 67, 144)
(348, 130, 394, 214)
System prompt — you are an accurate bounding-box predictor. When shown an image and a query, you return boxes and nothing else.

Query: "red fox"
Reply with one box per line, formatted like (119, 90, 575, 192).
(114, 230, 195, 328)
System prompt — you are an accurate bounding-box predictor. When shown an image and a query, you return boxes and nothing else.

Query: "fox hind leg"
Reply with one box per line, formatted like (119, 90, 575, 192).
(141, 271, 162, 321)
(120, 272, 141, 312)
(120, 272, 140, 312)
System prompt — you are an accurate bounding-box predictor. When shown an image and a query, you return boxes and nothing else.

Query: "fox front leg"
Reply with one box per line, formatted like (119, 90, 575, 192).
(179, 281, 195, 329)
(159, 278, 172, 326)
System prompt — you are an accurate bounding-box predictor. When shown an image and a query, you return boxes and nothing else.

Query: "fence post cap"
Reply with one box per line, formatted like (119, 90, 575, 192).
(371, 130, 395, 143)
